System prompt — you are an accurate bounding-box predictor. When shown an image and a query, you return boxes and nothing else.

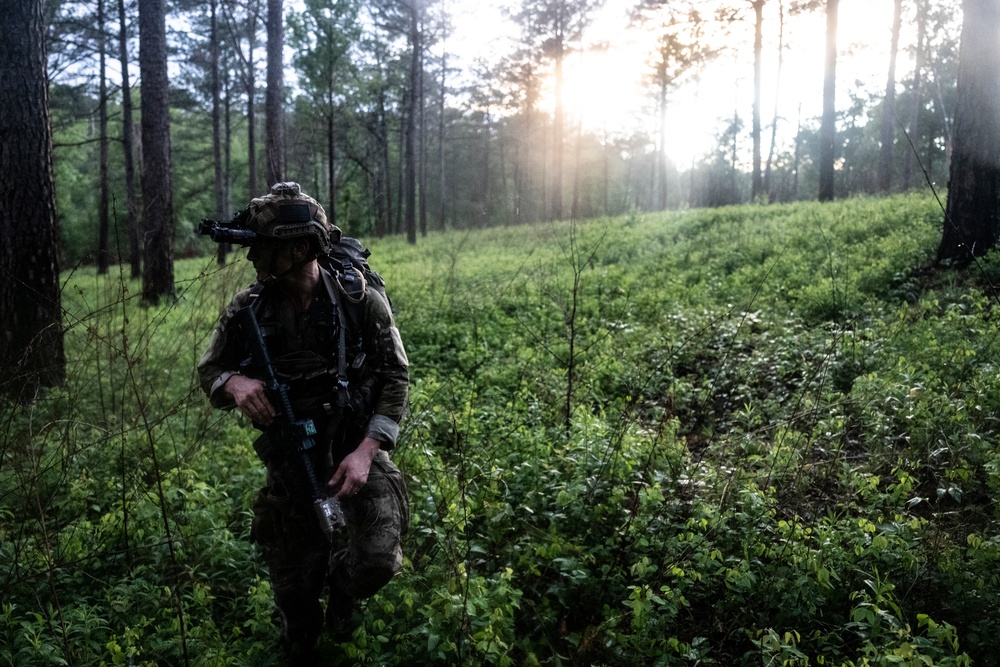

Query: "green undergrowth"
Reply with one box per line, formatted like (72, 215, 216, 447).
(3, 193, 998, 665)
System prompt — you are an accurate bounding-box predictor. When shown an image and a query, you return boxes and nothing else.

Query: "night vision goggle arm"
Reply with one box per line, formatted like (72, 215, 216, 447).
(198, 218, 258, 245)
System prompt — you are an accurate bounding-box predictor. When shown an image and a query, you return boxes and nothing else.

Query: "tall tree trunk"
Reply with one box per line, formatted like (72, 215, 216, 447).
(937, 0, 1000, 263)
(878, 0, 902, 193)
(224, 53, 232, 221)
(657, 82, 668, 210)
(211, 0, 227, 265)
(117, 0, 140, 279)
(97, 0, 110, 274)
(818, 0, 838, 202)
(0, 0, 65, 396)
(903, 0, 927, 190)
(764, 0, 784, 201)
(404, 1, 419, 244)
(751, 0, 764, 200)
(138, 0, 175, 304)
(265, 0, 285, 185)
(247, 4, 259, 197)
(327, 112, 336, 226)
(418, 15, 427, 238)
(437, 48, 447, 230)
(552, 27, 565, 221)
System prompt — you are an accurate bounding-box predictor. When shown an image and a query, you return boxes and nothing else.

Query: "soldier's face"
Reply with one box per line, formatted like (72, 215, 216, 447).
(247, 240, 291, 283)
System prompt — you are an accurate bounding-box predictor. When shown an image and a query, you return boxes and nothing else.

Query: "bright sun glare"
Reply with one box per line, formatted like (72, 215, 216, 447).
(468, 0, 904, 167)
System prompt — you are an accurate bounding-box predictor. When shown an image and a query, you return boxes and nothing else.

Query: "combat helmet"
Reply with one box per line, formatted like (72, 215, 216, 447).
(243, 182, 340, 255)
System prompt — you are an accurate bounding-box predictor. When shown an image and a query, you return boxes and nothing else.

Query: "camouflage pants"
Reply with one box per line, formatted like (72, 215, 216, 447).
(250, 450, 409, 648)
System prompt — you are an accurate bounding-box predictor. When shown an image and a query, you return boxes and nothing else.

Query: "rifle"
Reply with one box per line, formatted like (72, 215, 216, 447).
(236, 300, 346, 538)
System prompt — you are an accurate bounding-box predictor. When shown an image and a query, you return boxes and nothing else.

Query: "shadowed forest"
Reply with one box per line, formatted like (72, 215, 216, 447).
(4, 0, 1000, 665)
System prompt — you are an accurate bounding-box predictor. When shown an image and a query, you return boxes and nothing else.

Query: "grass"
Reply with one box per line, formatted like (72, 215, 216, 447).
(2, 192, 996, 666)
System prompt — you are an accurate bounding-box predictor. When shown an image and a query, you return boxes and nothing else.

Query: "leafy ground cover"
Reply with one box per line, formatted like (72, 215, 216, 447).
(3, 193, 997, 665)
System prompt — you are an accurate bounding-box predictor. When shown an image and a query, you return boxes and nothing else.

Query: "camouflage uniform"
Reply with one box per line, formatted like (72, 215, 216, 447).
(198, 187, 409, 656)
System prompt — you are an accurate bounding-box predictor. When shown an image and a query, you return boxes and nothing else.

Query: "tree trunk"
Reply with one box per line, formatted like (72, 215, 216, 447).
(211, 0, 228, 265)
(751, 0, 764, 200)
(0, 0, 65, 396)
(247, 4, 259, 197)
(265, 0, 285, 185)
(97, 0, 110, 274)
(937, 0, 1000, 263)
(657, 82, 668, 210)
(418, 14, 427, 238)
(404, 1, 419, 244)
(552, 27, 565, 221)
(138, 0, 175, 304)
(764, 0, 784, 201)
(437, 48, 447, 230)
(117, 0, 140, 279)
(903, 0, 927, 191)
(878, 0, 902, 193)
(818, 0, 838, 202)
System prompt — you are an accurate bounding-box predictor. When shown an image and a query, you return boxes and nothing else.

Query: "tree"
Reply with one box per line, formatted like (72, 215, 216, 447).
(877, 0, 902, 193)
(750, 0, 764, 200)
(404, 0, 421, 243)
(266, 0, 285, 184)
(97, 0, 111, 273)
(117, 0, 141, 278)
(817, 0, 837, 201)
(0, 0, 66, 395)
(512, 0, 602, 222)
(138, 0, 175, 303)
(902, 0, 928, 191)
(937, 0, 1000, 264)
(289, 0, 362, 227)
(221, 0, 263, 199)
(642, 7, 711, 211)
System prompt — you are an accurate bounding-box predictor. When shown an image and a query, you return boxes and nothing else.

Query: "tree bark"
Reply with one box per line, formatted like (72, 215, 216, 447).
(818, 0, 838, 202)
(404, 0, 419, 244)
(117, 0, 140, 279)
(211, 0, 228, 265)
(265, 0, 285, 185)
(138, 0, 175, 303)
(97, 0, 110, 274)
(0, 0, 66, 395)
(937, 0, 1000, 263)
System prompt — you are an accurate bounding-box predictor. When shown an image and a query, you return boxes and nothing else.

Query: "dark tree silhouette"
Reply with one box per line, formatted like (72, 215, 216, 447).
(937, 0, 1000, 263)
(0, 0, 66, 396)
(139, 0, 176, 303)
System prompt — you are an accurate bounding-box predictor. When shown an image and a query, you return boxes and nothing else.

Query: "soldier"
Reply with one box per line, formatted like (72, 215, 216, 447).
(198, 183, 410, 665)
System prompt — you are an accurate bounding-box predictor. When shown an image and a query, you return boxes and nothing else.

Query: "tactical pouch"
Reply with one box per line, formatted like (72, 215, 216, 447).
(252, 432, 274, 465)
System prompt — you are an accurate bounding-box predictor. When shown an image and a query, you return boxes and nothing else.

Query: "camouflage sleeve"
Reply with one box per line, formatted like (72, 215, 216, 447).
(197, 287, 255, 409)
(361, 287, 409, 449)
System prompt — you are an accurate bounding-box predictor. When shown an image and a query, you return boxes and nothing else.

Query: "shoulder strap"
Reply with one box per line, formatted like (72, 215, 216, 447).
(318, 269, 352, 408)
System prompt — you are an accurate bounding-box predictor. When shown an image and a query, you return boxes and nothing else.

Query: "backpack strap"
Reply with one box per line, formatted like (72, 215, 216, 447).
(318, 268, 355, 408)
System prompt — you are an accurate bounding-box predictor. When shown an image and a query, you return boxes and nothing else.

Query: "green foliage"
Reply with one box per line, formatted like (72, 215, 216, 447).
(7, 193, 1000, 665)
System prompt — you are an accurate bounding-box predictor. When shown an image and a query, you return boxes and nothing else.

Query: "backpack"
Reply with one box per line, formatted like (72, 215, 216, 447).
(319, 236, 390, 308)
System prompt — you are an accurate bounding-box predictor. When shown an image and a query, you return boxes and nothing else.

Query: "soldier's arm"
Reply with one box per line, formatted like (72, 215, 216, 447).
(197, 287, 256, 409)
(361, 287, 409, 449)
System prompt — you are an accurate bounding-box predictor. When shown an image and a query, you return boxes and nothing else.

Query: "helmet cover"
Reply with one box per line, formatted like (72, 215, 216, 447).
(244, 182, 340, 254)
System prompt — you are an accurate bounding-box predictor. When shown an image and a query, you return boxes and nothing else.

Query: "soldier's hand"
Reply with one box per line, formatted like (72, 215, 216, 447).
(225, 374, 276, 426)
(328, 437, 381, 498)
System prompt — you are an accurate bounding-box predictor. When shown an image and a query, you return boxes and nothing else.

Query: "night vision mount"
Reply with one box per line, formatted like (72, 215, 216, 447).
(198, 214, 258, 246)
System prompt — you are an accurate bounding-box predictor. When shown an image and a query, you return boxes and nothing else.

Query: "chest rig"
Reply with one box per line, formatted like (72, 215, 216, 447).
(244, 267, 369, 417)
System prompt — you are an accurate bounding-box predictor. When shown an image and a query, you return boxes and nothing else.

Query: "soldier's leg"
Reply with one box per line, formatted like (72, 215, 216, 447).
(251, 486, 330, 653)
(328, 451, 409, 614)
